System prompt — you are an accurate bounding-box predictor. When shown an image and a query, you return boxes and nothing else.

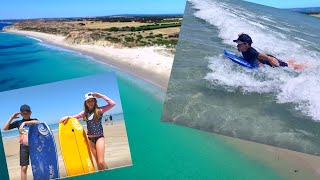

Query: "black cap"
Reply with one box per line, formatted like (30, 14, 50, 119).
(233, 34, 253, 45)
(20, 104, 31, 112)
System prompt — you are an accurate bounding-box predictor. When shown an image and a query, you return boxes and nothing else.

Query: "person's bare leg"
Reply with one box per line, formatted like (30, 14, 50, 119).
(96, 137, 108, 170)
(89, 140, 100, 170)
(21, 166, 28, 180)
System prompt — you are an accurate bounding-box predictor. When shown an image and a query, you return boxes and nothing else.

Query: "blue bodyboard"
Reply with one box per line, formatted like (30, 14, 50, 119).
(224, 50, 259, 69)
(28, 123, 59, 180)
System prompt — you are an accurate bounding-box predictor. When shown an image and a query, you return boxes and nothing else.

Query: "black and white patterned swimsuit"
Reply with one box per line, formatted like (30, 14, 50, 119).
(86, 111, 105, 144)
(72, 95, 116, 144)
(86, 111, 104, 136)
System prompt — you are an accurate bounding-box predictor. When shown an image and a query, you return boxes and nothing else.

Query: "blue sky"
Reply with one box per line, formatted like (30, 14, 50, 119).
(0, 0, 186, 20)
(0, 73, 123, 126)
(244, 0, 320, 8)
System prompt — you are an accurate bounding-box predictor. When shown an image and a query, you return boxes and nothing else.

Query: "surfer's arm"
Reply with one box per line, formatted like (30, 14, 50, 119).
(3, 112, 20, 130)
(258, 53, 279, 66)
(99, 94, 116, 113)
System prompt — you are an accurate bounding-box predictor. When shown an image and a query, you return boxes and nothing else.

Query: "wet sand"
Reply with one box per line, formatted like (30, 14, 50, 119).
(220, 134, 320, 180)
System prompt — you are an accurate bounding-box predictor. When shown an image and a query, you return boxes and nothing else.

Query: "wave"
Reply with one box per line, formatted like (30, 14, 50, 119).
(38, 43, 76, 53)
(2, 135, 19, 139)
(189, 0, 320, 121)
(26, 36, 43, 42)
(188, 0, 319, 61)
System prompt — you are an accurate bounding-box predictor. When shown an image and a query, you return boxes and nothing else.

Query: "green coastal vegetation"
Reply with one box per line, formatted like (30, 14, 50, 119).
(4, 16, 182, 48)
(289, 7, 320, 18)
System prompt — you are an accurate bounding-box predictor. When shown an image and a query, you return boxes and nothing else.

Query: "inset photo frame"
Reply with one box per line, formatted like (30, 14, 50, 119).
(0, 72, 132, 179)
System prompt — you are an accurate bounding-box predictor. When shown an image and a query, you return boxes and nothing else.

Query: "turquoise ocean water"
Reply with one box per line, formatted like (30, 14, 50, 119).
(0, 22, 284, 179)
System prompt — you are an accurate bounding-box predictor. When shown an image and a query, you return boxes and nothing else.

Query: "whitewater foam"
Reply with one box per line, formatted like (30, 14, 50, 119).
(26, 36, 43, 42)
(38, 43, 76, 53)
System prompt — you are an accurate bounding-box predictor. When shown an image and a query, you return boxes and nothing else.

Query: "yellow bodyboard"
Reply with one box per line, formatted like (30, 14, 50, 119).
(59, 118, 95, 176)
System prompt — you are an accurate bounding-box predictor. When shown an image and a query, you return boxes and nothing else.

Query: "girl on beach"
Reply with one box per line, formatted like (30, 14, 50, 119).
(60, 92, 116, 170)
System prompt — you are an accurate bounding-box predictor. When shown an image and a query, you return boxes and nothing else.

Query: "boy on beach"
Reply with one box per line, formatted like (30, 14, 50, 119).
(109, 115, 113, 125)
(2, 104, 39, 180)
(105, 115, 108, 126)
(233, 33, 304, 70)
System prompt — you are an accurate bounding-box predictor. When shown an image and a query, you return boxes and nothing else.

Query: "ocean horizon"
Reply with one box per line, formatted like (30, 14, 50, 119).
(1, 113, 124, 139)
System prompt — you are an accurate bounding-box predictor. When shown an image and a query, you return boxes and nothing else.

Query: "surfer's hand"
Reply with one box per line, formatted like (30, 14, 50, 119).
(60, 116, 70, 123)
(269, 57, 279, 67)
(11, 112, 20, 119)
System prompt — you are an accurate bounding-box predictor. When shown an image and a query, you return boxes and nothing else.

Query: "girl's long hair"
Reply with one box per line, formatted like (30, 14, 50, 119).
(83, 98, 102, 122)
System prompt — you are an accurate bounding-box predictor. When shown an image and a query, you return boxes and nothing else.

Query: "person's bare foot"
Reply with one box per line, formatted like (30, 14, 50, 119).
(293, 64, 304, 70)
(287, 60, 305, 70)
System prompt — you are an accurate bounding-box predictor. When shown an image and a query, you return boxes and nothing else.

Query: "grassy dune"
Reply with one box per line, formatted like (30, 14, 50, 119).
(5, 16, 182, 48)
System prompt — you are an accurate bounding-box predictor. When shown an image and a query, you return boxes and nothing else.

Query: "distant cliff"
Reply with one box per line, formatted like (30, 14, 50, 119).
(287, 7, 320, 17)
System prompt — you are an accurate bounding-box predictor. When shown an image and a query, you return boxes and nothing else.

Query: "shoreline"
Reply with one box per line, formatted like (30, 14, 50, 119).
(217, 132, 320, 179)
(310, 14, 320, 18)
(4, 29, 174, 90)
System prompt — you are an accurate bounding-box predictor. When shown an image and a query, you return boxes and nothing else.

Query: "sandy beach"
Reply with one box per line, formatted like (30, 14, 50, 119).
(5, 29, 174, 90)
(219, 134, 320, 180)
(3, 122, 132, 180)
(311, 14, 320, 18)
